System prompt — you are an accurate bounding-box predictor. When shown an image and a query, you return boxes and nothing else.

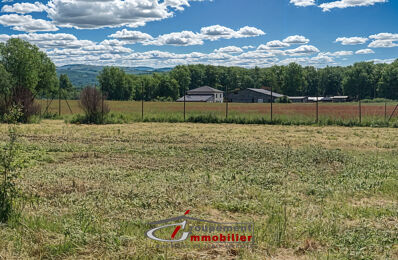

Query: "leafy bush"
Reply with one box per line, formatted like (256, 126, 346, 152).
(77, 87, 110, 124)
(0, 106, 23, 222)
(276, 96, 291, 103)
(361, 98, 396, 103)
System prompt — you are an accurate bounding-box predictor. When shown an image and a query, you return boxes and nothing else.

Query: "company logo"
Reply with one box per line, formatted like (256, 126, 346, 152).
(146, 210, 254, 248)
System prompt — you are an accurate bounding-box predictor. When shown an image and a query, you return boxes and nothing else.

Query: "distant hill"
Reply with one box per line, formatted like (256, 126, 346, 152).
(56, 64, 173, 87)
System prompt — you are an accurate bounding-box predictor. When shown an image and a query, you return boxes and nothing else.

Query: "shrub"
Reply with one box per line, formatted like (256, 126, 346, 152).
(78, 87, 110, 124)
(0, 106, 23, 222)
(361, 98, 396, 103)
(276, 96, 291, 103)
(0, 87, 41, 123)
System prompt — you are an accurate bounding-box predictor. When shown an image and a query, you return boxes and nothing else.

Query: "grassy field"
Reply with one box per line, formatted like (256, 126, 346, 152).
(39, 100, 398, 124)
(0, 121, 397, 259)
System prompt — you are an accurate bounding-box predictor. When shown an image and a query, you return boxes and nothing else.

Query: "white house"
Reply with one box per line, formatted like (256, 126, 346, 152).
(177, 86, 224, 103)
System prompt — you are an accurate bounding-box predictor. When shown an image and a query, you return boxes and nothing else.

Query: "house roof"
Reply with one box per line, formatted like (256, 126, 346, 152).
(308, 97, 325, 101)
(176, 95, 214, 102)
(187, 86, 224, 94)
(247, 88, 284, 98)
(288, 96, 307, 99)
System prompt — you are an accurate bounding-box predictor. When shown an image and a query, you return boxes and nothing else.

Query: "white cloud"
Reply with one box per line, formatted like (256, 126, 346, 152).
(324, 51, 354, 56)
(371, 58, 397, 64)
(290, 0, 316, 7)
(214, 46, 243, 54)
(0, 34, 10, 42)
(335, 37, 368, 45)
(1, 2, 47, 14)
(258, 40, 290, 50)
(145, 25, 264, 46)
(319, 0, 387, 12)
(368, 40, 398, 48)
(355, 49, 375, 54)
(242, 45, 255, 49)
(283, 35, 310, 44)
(108, 29, 153, 44)
(369, 33, 398, 41)
(237, 26, 266, 37)
(145, 31, 203, 46)
(0, 14, 58, 32)
(46, 0, 209, 29)
(285, 45, 319, 56)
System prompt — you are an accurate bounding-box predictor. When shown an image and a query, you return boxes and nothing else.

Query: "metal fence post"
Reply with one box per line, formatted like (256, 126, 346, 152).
(359, 97, 362, 124)
(225, 85, 229, 119)
(58, 87, 61, 116)
(141, 82, 144, 120)
(316, 97, 319, 124)
(101, 85, 104, 122)
(270, 85, 273, 121)
(184, 90, 186, 122)
(385, 102, 387, 121)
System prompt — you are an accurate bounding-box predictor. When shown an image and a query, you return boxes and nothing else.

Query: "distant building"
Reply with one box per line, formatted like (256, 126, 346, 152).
(308, 97, 333, 102)
(288, 96, 308, 103)
(176, 86, 224, 103)
(332, 96, 349, 102)
(228, 88, 284, 103)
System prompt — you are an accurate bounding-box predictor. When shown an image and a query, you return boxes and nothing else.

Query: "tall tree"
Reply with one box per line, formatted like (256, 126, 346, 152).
(379, 60, 398, 100)
(170, 65, 191, 97)
(343, 62, 375, 99)
(282, 63, 305, 96)
(98, 67, 134, 100)
(0, 38, 57, 120)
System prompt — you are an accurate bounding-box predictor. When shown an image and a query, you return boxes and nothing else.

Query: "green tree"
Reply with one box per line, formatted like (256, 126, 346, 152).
(379, 60, 398, 100)
(343, 62, 375, 99)
(154, 74, 179, 101)
(0, 38, 57, 121)
(319, 66, 343, 96)
(170, 65, 191, 96)
(0, 64, 13, 115)
(282, 63, 305, 96)
(303, 66, 319, 96)
(97, 67, 134, 100)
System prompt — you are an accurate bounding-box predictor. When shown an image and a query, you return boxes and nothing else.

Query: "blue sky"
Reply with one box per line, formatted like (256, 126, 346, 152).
(0, 0, 397, 68)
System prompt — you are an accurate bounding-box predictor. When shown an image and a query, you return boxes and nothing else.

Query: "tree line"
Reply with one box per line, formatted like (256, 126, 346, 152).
(98, 61, 398, 101)
(1, 38, 398, 122)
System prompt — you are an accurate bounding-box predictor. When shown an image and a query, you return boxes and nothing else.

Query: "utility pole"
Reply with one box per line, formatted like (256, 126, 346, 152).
(316, 87, 319, 124)
(225, 85, 229, 119)
(184, 89, 186, 121)
(385, 102, 387, 121)
(359, 87, 362, 124)
(58, 86, 61, 116)
(270, 85, 273, 121)
(141, 81, 144, 120)
(101, 84, 104, 122)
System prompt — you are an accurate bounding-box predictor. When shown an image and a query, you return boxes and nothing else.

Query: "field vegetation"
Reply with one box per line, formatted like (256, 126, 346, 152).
(39, 100, 398, 127)
(0, 121, 397, 259)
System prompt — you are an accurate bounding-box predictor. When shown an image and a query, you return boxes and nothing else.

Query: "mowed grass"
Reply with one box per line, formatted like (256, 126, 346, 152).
(0, 121, 398, 259)
(39, 100, 398, 122)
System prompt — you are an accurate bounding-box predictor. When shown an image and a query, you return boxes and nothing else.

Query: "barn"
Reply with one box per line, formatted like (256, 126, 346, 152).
(228, 88, 284, 103)
(177, 86, 224, 103)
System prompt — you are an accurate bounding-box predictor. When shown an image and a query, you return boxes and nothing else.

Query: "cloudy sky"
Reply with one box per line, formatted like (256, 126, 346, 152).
(0, 0, 397, 68)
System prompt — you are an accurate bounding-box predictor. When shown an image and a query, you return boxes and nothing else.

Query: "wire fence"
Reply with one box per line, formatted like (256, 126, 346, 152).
(39, 97, 398, 125)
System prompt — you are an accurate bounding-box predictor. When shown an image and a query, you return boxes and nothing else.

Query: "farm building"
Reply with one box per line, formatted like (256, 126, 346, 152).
(176, 86, 224, 103)
(228, 88, 284, 103)
(332, 96, 349, 102)
(308, 97, 333, 102)
(288, 96, 308, 103)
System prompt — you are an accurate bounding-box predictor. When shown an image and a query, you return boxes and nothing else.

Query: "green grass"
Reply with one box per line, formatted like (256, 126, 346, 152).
(0, 121, 397, 259)
(38, 100, 398, 127)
